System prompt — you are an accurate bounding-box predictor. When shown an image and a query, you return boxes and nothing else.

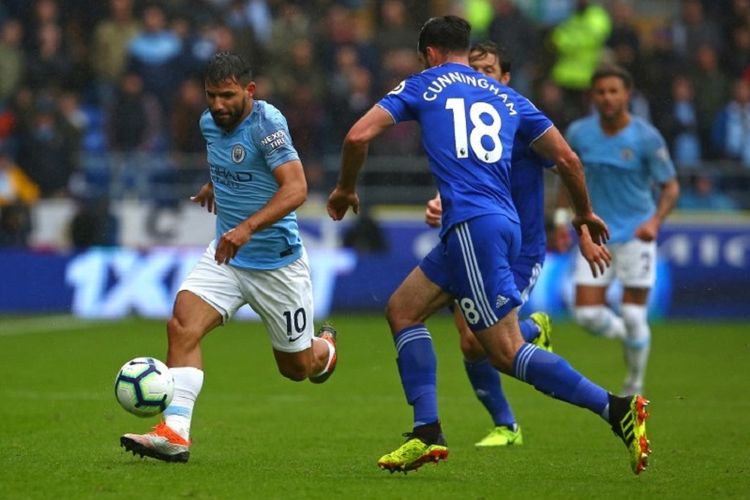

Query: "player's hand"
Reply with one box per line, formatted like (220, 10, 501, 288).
(425, 195, 442, 227)
(578, 224, 611, 277)
(190, 182, 216, 214)
(327, 186, 359, 221)
(572, 212, 609, 245)
(214, 223, 253, 265)
(634, 217, 660, 242)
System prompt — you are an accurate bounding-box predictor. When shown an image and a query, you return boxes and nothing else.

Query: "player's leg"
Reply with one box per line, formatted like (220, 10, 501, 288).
(456, 305, 523, 447)
(514, 259, 554, 351)
(271, 328, 335, 382)
(122, 242, 242, 462)
(573, 247, 626, 340)
(621, 288, 650, 395)
(617, 239, 657, 395)
(243, 253, 337, 383)
(457, 216, 650, 474)
(377, 263, 453, 472)
(472, 307, 650, 473)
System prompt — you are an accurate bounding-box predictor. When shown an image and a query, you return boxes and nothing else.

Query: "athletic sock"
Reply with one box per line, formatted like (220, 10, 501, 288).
(394, 324, 439, 428)
(464, 357, 515, 427)
(163, 366, 204, 440)
(311, 336, 335, 378)
(574, 306, 627, 340)
(621, 304, 651, 393)
(512, 343, 609, 419)
(519, 318, 540, 343)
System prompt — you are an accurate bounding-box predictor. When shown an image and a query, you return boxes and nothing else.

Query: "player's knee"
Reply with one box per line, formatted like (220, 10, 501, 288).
(385, 297, 415, 333)
(620, 304, 648, 328)
(167, 317, 202, 351)
(620, 304, 650, 343)
(573, 306, 604, 331)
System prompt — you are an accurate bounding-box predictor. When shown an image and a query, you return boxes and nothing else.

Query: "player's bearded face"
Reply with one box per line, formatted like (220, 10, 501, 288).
(592, 76, 630, 119)
(205, 78, 252, 130)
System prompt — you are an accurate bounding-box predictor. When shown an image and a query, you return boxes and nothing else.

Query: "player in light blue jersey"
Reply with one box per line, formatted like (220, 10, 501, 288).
(566, 65, 680, 396)
(121, 52, 338, 463)
(328, 16, 651, 475)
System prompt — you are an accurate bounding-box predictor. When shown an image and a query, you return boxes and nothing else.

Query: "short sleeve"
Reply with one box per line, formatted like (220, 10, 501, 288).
(376, 76, 421, 124)
(256, 107, 300, 170)
(513, 92, 553, 147)
(643, 126, 676, 183)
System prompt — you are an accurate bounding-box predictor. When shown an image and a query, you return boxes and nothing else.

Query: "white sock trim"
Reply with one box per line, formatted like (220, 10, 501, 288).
(164, 367, 204, 440)
(312, 338, 335, 378)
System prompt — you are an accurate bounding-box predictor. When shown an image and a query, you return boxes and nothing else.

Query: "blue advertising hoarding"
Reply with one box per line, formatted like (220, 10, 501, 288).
(0, 219, 748, 319)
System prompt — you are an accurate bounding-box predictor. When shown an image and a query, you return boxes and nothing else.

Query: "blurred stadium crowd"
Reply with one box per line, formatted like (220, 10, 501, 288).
(0, 0, 749, 247)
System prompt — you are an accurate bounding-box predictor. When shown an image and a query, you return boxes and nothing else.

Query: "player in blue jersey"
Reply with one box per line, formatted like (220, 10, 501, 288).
(328, 16, 650, 475)
(567, 65, 680, 396)
(120, 52, 338, 463)
(423, 41, 610, 448)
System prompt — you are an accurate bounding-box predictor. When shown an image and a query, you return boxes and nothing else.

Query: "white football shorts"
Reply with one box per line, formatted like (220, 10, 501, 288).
(179, 241, 315, 353)
(574, 238, 657, 289)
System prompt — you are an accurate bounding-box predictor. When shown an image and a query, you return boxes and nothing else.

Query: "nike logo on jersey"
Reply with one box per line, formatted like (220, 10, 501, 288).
(288, 333, 303, 342)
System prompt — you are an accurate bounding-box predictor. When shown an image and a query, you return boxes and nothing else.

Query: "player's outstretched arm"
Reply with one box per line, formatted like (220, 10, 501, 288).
(531, 126, 609, 244)
(327, 105, 394, 221)
(635, 178, 680, 242)
(190, 181, 216, 214)
(214, 159, 307, 265)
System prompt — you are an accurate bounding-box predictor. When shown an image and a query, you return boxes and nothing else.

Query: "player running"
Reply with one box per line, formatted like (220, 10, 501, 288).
(120, 52, 337, 463)
(567, 65, 679, 396)
(423, 41, 609, 448)
(327, 16, 650, 475)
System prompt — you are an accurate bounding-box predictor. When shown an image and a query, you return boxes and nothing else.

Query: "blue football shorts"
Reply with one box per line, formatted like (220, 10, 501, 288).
(512, 253, 544, 305)
(420, 214, 522, 332)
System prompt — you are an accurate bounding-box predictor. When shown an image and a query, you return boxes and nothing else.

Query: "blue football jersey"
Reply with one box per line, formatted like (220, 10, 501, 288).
(377, 62, 552, 237)
(511, 138, 554, 259)
(566, 115, 676, 243)
(200, 100, 303, 269)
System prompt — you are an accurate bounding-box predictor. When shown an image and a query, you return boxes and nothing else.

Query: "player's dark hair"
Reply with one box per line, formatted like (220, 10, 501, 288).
(417, 15, 471, 57)
(469, 41, 511, 74)
(205, 52, 253, 86)
(591, 64, 633, 89)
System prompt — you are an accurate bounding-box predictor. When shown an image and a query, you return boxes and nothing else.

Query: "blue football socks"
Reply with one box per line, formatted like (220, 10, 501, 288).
(519, 318, 540, 343)
(512, 343, 609, 416)
(394, 324, 439, 427)
(464, 357, 515, 427)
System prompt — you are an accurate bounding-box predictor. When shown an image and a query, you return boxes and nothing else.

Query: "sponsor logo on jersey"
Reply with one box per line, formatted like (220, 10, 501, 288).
(655, 146, 671, 162)
(210, 163, 253, 188)
(260, 130, 287, 152)
(232, 144, 245, 163)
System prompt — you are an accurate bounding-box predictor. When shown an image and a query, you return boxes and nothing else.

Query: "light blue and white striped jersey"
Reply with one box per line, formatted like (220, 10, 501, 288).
(566, 115, 676, 243)
(200, 100, 302, 270)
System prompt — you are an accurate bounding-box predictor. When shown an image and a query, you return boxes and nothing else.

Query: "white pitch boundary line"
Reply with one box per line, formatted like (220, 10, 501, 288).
(0, 315, 113, 336)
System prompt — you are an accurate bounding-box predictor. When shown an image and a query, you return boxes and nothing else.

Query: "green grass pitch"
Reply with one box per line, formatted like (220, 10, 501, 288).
(1, 314, 748, 499)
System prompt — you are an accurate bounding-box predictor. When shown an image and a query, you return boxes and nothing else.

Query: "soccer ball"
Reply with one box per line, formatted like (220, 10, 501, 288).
(114, 357, 174, 417)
